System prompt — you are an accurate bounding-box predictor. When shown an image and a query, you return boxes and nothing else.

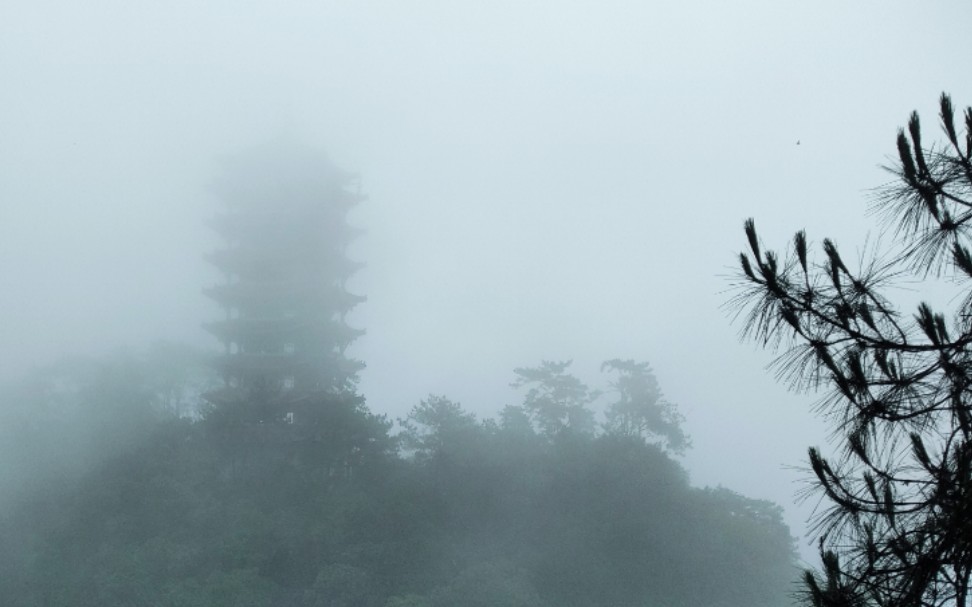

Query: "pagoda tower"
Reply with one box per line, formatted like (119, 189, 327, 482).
(203, 141, 365, 405)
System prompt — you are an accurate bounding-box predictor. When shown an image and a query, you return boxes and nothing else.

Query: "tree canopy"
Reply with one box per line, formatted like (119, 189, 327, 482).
(0, 350, 795, 607)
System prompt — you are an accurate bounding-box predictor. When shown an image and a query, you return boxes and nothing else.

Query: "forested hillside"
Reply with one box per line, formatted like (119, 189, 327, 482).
(0, 350, 796, 606)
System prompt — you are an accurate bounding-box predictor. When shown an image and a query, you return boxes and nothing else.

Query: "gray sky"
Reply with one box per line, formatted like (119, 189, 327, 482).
(3, 1, 971, 560)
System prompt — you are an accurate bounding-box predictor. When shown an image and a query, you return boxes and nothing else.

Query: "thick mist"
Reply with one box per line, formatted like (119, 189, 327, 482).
(2, 1, 971, 568)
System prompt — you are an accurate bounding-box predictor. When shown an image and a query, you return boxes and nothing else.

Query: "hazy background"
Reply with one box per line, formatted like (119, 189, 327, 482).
(3, 0, 971, 561)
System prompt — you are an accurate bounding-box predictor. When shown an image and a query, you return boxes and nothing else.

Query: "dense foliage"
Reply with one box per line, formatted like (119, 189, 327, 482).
(0, 352, 796, 606)
(730, 94, 972, 607)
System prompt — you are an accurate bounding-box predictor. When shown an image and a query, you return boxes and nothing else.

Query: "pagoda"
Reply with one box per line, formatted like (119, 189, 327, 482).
(203, 141, 365, 407)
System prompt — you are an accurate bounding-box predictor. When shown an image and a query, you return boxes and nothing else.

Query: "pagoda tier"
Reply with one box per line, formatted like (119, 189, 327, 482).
(205, 245, 363, 280)
(212, 353, 364, 395)
(213, 351, 364, 373)
(203, 317, 363, 350)
(207, 209, 364, 239)
(202, 281, 365, 312)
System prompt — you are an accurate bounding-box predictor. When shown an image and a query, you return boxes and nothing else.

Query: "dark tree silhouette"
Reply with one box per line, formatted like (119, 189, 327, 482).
(601, 358, 689, 453)
(511, 360, 597, 439)
(729, 94, 972, 607)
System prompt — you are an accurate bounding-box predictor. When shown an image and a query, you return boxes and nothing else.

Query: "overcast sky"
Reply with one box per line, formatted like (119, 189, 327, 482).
(3, 1, 971, 560)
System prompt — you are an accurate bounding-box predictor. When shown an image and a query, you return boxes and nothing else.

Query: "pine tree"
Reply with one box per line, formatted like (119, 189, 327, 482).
(730, 94, 972, 607)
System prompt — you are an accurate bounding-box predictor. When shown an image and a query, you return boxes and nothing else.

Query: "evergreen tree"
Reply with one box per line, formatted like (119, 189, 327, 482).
(601, 358, 689, 453)
(511, 360, 597, 438)
(730, 94, 972, 607)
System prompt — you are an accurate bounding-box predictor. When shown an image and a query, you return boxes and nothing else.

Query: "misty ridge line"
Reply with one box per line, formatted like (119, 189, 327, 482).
(0, 138, 800, 606)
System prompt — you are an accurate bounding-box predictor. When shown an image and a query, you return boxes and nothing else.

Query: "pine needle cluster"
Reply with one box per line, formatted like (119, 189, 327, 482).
(730, 94, 972, 607)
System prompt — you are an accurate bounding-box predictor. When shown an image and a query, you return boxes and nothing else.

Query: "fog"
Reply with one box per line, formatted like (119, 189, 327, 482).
(3, 0, 971, 567)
